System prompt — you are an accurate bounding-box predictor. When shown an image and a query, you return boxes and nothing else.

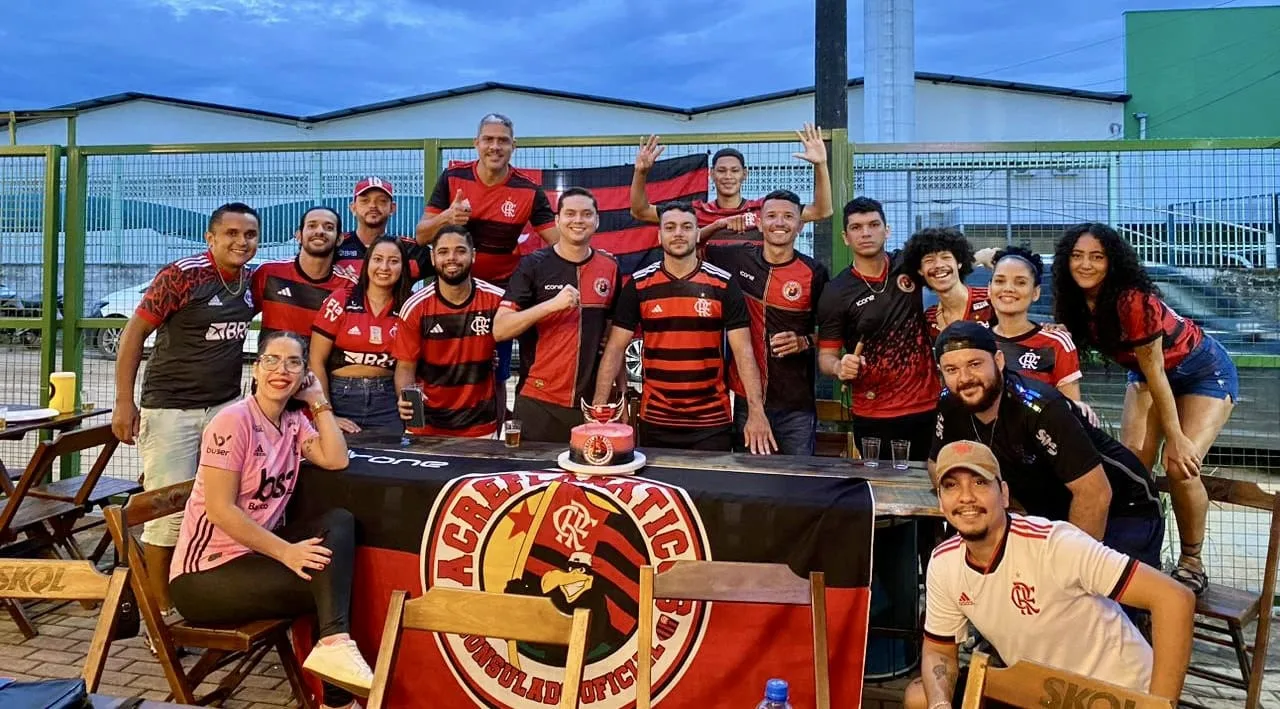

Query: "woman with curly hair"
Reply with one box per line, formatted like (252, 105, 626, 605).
(1052, 223, 1237, 594)
(902, 227, 993, 339)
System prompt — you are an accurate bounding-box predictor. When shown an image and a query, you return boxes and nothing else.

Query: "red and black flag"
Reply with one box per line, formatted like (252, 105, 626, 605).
(511, 153, 710, 273)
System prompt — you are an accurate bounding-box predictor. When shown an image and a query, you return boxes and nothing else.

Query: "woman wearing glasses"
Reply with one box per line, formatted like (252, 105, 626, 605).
(310, 236, 415, 433)
(168, 331, 373, 708)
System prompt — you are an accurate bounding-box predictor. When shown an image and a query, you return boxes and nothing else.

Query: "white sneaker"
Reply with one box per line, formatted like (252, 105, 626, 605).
(303, 637, 375, 697)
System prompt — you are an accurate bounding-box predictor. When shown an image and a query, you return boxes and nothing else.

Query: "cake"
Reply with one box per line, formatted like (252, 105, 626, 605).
(568, 398, 636, 467)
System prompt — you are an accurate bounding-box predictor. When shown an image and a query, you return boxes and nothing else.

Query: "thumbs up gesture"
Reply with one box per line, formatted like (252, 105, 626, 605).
(446, 188, 472, 225)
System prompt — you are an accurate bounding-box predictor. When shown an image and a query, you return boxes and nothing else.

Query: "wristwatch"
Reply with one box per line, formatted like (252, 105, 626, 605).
(309, 398, 333, 416)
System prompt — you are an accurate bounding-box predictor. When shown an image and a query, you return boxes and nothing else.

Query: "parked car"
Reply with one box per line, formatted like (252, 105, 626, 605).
(91, 278, 262, 359)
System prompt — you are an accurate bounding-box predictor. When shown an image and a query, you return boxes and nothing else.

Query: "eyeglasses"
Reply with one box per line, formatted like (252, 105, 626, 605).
(257, 355, 306, 373)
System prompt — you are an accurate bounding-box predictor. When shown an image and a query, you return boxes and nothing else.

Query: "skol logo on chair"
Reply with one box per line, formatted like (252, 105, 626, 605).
(422, 471, 710, 708)
(1041, 677, 1140, 709)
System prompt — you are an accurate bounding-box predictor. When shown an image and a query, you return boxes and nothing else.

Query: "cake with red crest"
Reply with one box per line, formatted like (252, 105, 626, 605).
(568, 397, 636, 467)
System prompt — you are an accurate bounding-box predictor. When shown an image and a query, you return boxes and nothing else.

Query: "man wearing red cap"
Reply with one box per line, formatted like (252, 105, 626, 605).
(335, 177, 432, 280)
(904, 439, 1192, 709)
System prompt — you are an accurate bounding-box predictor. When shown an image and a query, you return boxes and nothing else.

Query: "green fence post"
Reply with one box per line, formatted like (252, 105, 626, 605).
(37, 146, 63, 412)
(829, 129, 852, 270)
(60, 147, 87, 480)
(423, 138, 442, 200)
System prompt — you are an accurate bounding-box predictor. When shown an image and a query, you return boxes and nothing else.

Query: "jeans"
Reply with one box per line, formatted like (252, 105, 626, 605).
(138, 400, 233, 547)
(731, 397, 816, 456)
(171, 508, 357, 707)
(329, 375, 401, 431)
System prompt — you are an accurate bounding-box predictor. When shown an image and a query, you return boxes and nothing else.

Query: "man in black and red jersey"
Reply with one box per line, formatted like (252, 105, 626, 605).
(816, 197, 940, 462)
(902, 226, 994, 340)
(704, 189, 829, 455)
(335, 177, 432, 280)
(629, 124, 832, 248)
(493, 187, 622, 443)
(593, 202, 775, 454)
(394, 226, 504, 438)
(111, 202, 263, 613)
(415, 113, 562, 395)
(251, 206, 356, 338)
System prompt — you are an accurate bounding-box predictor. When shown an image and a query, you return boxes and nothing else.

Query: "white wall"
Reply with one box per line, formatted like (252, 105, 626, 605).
(15, 82, 1125, 146)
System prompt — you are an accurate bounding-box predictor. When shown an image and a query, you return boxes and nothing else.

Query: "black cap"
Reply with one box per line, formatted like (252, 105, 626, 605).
(934, 320, 998, 360)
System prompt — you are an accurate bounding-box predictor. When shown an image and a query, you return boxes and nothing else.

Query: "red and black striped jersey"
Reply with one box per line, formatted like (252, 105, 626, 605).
(816, 252, 941, 419)
(694, 197, 765, 247)
(705, 244, 829, 411)
(311, 288, 401, 373)
(426, 161, 556, 286)
(393, 279, 504, 438)
(499, 247, 621, 409)
(1093, 289, 1204, 373)
(251, 258, 356, 338)
(924, 286, 995, 340)
(135, 252, 255, 410)
(612, 260, 749, 428)
(333, 232, 433, 281)
(996, 325, 1083, 390)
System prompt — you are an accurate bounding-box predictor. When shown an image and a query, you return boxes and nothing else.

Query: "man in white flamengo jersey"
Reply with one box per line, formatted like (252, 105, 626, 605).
(904, 440, 1193, 709)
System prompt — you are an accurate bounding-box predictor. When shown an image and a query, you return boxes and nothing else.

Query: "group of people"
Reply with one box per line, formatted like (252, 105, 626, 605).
(105, 111, 1237, 708)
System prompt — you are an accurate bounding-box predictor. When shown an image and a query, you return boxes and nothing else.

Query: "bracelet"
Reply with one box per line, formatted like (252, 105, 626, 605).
(309, 399, 333, 416)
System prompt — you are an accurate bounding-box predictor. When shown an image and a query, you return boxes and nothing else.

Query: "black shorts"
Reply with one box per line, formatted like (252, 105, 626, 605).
(514, 395, 582, 444)
(851, 409, 936, 463)
(638, 420, 732, 452)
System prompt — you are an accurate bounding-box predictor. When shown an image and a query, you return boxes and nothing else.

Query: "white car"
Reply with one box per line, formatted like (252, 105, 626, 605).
(91, 277, 262, 359)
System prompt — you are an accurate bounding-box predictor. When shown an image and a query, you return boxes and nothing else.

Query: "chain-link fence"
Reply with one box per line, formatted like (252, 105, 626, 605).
(0, 135, 1276, 594)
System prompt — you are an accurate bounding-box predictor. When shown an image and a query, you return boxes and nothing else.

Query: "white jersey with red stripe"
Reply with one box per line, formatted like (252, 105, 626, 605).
(924, 513, 1152, 692)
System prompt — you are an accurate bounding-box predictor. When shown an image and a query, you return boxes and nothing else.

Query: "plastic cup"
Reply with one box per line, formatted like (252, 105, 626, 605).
(503, 419, 522, 448)
(892, 439, 911, 470)
(862, 437, 880, 468)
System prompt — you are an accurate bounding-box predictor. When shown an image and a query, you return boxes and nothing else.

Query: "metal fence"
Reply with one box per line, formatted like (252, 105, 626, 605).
(0, 134, 1277, 594)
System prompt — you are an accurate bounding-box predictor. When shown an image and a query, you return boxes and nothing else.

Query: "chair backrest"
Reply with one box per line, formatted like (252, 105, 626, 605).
(961, 651, 1173, 709)
(0, 559, 129, 692)
(367, 587, 590, 709)
(0, 423, 120, 534)
(635, 561, 830, 709)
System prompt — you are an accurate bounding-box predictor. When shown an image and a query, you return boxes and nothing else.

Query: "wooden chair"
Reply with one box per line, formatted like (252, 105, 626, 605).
(367, 587, 591, 709)
(102, 481, 316, 708)
(961, 650, 1174, 708)
(815, 398, 860, 458)
(1155, 474, 1278, 709)
(635, 561, 830, 709)
(0, 558, 129, 692)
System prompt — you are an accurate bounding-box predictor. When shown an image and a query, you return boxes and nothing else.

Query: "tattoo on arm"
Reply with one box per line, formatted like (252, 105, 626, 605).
(933, 662, 949, 681)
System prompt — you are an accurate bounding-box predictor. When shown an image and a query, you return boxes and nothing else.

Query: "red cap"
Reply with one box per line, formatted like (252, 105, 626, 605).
(354, 177, 393, 198)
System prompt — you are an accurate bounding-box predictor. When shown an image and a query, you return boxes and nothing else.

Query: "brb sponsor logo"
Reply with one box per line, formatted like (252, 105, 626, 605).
(205, 321, 250, 341)
(1040, 677, 1143, 709)
(423, 471, 710, 708)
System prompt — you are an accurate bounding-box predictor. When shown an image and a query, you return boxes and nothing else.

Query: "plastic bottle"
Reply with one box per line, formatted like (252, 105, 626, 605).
(754, 678, 793, 709)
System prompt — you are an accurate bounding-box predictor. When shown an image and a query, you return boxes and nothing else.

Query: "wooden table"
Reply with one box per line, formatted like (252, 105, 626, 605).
(0, 406, 111, 489)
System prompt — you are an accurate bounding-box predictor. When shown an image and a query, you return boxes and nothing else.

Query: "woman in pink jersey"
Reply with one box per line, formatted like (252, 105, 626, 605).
(168, 331, 373, 708)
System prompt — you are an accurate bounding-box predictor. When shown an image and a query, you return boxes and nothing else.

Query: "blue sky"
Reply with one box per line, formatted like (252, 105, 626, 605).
(0, 0, 1273, 114)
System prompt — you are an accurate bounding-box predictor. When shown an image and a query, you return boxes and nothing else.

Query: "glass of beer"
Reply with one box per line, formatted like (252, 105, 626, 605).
(503, 419, 522, 448)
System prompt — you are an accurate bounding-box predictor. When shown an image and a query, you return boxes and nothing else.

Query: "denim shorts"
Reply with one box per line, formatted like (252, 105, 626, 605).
(138, 400, 234, 547)
(329, 375, 402, 431)
(1126, 335, 1239, 401)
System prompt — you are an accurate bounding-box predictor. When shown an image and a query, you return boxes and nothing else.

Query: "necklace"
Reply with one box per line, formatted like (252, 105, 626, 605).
(853, 256, 888, 295)
(216, 265, 247, 297)
(970, 407, 1000, 448)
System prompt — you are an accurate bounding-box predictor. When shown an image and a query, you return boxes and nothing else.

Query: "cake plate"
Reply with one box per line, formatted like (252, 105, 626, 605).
(556, 450, 647, 476)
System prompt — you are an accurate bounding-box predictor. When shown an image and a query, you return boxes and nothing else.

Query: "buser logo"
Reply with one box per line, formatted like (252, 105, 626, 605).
(1040, 677, 1140, 709)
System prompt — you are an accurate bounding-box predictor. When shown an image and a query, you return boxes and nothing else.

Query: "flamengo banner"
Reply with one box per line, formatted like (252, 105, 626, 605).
(289, 447, 875, 708)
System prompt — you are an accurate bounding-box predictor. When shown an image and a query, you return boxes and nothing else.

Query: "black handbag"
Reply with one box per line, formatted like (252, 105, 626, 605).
(110, 581, 141, 640)
(0, 677, 93, 708)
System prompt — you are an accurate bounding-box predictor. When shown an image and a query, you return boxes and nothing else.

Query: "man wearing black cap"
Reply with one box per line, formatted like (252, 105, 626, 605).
(928, 321, 1165, 569)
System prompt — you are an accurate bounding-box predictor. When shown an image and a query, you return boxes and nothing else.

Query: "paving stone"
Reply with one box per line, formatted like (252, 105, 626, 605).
(230, 685, 296, 704)
(93, 683, 143, 699)
(26, 661, 84, 679)
(0, 657, 41, 674)
(123, 659, 168, 677)
(0, 643, 38, 660)
(100, 669, 141, 687)
(27, 648, 85, 665)
(21, 633, 80, 651)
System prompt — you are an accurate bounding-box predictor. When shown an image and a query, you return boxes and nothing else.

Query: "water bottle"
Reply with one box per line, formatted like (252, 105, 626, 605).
(754, 678, 792, 709)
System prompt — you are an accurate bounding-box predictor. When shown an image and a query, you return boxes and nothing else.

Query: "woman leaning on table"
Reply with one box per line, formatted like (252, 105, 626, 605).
(310, 235, 416, 433)
(1052, 222, 1238, 595)
(167, 331, 374, 708)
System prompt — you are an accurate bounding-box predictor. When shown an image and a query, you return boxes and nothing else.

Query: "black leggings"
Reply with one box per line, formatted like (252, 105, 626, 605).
(170, 507, 357, 706)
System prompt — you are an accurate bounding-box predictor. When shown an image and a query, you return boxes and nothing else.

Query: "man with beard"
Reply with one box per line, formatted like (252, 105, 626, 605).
(493, 187, 623, 443)
(703, 189, 829, 455)
(394, 226, 504, 438)
(900, 227, 993, 339)
(336, 177, 432, 280)
(112, 202, 261, 613)
(251, 206, 356, 338)
(904, 440, 1192, 709)
(629, 124, 833, 248)
(593, 202, 775, 453)
(928, 321, 1165, 568)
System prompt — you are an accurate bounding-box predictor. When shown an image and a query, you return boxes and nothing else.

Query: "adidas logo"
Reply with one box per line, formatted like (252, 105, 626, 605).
(347, 326, 361, 336)
(209, 295, 223, 307)
(958, 592, 974, 607)
(429, 323, 445, 335)
(277, 286, 292, 298)
(254, 444, 266, 457)
(651, 304, 663, 314)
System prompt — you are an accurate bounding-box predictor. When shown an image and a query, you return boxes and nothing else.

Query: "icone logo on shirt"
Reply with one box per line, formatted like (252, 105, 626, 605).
(205, 322, 249, 341)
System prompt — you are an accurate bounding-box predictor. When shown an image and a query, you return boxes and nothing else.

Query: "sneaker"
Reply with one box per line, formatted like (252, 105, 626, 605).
(303, 637, 374, 697)
(1171, 563, 1209, 596)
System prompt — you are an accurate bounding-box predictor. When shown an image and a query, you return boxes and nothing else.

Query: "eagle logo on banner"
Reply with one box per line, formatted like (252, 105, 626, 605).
(422, 471, 711, 708)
